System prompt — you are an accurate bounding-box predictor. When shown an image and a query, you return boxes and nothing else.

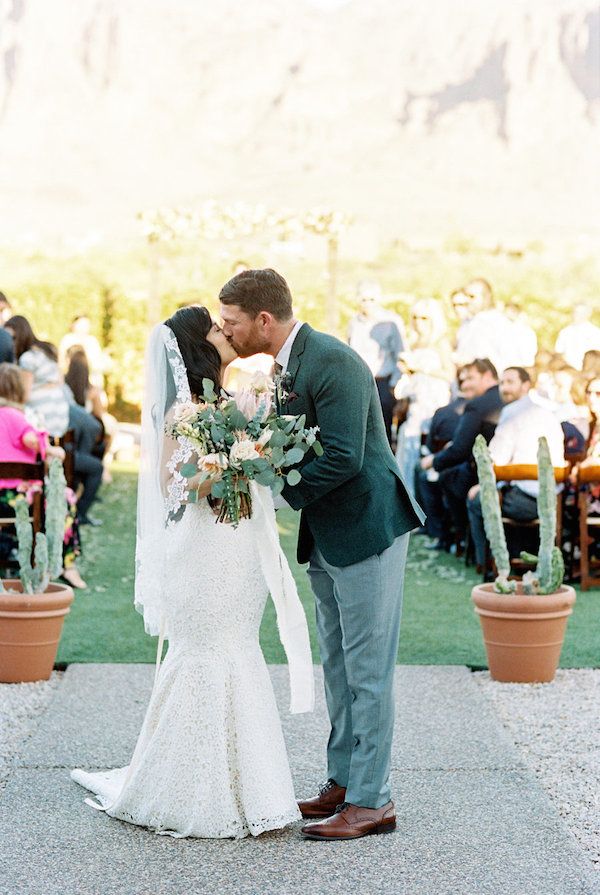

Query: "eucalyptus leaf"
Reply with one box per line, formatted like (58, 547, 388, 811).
(180, 463, 198, 479)
(294, 414, 306, 431)
(211, 480, 226, 498)
(283, 447, 305, 466)
(256, 471, 276, 486)
(210, 424, 225, 444)
(271, 476, 285, 496)
(229, 408, 250, 430)
(202, 378, 216, 402)
(286, 469, 302, 486)
(313, 441, 324, 456)
(269, 430, 288, 448)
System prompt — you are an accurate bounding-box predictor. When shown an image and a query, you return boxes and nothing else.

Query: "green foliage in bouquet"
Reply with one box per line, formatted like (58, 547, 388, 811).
(169, 376, 322, 527)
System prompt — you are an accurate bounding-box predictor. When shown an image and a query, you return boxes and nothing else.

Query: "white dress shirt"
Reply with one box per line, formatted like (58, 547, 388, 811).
(272, 320, 304, 511)
(489, 395, 565, 497)
(275, 321, 304, 373)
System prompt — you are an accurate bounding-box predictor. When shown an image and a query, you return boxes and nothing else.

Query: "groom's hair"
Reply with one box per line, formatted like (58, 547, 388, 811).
(219, 268, 293, 321)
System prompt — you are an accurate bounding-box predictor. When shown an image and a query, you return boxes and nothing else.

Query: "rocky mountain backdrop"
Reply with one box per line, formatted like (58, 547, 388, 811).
(0, 0, 598, 250)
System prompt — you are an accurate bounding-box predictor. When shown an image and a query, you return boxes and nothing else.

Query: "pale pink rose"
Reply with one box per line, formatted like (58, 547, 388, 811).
(173, 401, 199, 423)
(199, 452, 228, 474)
(229, 439, 260, 466)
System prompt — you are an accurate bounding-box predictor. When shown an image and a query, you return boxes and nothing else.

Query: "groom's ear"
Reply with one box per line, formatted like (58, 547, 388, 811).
(256, 310, 275, 330)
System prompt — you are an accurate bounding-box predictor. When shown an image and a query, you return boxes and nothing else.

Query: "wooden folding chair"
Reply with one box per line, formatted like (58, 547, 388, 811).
(577, 464, 600, 591)
(0, 461, 46, 573)
(482, 463, 568, 580)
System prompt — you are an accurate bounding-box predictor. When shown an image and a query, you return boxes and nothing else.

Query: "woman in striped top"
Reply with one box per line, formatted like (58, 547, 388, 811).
(4, 316, 70, 438)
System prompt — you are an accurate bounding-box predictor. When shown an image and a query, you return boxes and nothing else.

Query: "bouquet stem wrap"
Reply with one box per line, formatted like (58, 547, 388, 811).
(250, 482, 315, 714)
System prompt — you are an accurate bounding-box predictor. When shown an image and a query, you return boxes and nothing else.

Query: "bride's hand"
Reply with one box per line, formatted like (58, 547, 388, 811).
(185, 473, 219, 501)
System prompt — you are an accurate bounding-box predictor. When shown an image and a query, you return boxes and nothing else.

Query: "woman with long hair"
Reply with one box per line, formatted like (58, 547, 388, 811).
(4, 315, 70, 437)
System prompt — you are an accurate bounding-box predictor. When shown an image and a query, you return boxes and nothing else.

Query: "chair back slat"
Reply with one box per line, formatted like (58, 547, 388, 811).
(577, 464, 600, 485)
(493, 464, 569, 483)
(0, 462, 45, 481)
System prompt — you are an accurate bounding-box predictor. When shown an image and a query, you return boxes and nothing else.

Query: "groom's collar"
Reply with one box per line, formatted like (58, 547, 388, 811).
(281, 322, 312, 391)
(274, 320, 305, 373)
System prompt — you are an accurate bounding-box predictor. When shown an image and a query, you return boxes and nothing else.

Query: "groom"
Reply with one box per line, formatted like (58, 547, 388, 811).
(220, 269, 425, 841)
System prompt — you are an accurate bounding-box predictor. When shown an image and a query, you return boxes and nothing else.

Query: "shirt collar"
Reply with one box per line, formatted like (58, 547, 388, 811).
(275, 321, 303, 373)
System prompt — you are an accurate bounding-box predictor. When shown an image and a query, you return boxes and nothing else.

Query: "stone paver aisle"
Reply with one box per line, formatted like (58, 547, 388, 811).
(0, 665, 597, 895)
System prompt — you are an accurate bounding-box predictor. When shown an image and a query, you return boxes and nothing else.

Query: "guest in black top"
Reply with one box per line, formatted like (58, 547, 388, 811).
(420, 358, 503, 537)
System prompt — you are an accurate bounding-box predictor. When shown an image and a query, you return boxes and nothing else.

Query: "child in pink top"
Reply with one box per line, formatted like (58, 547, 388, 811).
(0, 362, 86, 588)
(0, 404, 48, 487)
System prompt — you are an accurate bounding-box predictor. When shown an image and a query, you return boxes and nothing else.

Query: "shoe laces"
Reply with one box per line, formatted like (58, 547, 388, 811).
(318, 778, 338, 795)
(334, 801, 351, 813)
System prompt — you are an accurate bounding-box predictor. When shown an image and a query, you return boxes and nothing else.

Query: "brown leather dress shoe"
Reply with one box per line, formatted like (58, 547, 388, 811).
(301, 801, 396, 840)
(297, 779, 347, 819)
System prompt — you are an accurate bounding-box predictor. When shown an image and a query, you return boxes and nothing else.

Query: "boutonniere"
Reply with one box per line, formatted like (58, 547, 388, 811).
(274, 371, 293, 405)
(287, 391, 299, 402)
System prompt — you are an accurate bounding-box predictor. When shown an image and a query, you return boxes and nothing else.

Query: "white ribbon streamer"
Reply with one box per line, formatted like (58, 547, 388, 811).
(250, 482, 315, 714)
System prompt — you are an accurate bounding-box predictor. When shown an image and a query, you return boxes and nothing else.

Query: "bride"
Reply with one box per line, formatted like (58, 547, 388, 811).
(71, 305, 314, 839)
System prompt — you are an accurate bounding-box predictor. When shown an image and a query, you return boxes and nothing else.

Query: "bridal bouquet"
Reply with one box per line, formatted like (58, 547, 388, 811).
(166, 373, 322, 526)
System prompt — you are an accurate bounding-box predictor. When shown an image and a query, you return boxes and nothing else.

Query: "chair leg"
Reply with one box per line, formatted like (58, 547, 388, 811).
(579, 493, 590, 592)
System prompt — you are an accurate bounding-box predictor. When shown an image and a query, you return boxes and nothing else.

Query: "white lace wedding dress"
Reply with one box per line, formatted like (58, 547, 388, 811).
(71, 498, 301, 838)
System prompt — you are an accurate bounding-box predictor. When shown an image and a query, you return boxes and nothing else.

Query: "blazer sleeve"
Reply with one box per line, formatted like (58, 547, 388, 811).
(432, 403, 481, 471)
(282, 350, 372, 510)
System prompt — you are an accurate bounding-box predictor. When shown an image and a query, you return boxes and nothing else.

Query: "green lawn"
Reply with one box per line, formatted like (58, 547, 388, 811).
(57, 465, 599, 668)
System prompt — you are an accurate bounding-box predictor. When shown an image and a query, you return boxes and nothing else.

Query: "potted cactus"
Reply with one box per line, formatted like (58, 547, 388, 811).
(0, 460, 74, 683)
(470, 435, 576, 683)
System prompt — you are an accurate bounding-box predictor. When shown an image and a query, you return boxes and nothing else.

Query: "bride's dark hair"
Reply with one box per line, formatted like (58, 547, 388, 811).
(163, 305, 222, 398)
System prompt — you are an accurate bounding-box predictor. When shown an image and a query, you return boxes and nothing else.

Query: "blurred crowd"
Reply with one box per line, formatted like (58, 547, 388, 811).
(347, 278, 600, 572)
(1, 275, 599, 589)
(0, 291, 116, 589)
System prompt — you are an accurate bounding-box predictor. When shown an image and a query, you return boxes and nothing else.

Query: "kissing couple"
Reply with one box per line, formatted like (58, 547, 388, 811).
(71, 268, 424, 841)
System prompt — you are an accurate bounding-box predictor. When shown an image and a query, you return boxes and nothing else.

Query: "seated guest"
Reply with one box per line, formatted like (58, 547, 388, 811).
(67, 402, 104, 526)
(414, 368, 469, 546)
(420, 358, 502, 540)
(466, 367, 565, 569)
(5, 315, 69, 437)
(65, 346, 118, 468)
(0, 363, 86, 588)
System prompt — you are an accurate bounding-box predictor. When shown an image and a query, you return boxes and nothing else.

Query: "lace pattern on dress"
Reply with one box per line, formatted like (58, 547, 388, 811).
(164, 333, 194, 524)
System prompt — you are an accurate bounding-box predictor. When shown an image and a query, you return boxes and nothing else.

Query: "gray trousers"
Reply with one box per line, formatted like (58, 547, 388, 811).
(307, 533, 410, 808)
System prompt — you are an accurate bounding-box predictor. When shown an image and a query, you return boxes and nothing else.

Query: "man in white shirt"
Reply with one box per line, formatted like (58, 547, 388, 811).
(555, 304, 600, 371)
(467, 366, 565, 568)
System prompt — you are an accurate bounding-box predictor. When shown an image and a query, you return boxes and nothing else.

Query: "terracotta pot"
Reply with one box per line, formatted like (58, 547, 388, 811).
(0, 580, 74, 683)
(471, 582, 576, 683)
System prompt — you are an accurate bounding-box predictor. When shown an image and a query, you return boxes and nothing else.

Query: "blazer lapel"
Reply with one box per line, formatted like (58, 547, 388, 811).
(285, 323, 311, 394)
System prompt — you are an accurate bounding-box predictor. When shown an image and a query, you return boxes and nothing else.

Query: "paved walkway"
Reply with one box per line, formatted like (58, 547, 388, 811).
(0, 665, 597, 895)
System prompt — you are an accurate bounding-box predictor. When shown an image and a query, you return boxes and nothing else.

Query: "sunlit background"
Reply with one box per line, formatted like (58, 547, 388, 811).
(0, 0, 598, 412)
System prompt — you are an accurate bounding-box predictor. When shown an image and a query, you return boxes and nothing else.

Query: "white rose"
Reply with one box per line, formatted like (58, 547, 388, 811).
(229, 439, 260, 465)
(248, 372, 275, 394)
(199, 452, 229, 472)
(173, 401, 199, 423)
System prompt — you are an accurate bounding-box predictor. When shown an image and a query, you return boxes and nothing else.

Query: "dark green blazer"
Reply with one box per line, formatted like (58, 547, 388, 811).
(280, 324, 425, 567)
